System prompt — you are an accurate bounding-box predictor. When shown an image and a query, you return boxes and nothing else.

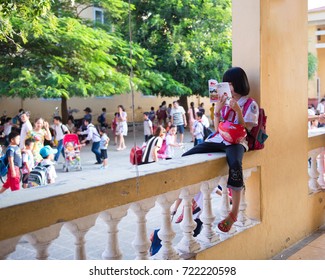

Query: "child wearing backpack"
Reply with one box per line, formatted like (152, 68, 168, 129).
(193, 111, 205, 146)
(0, 131, 22, 193)
(182, 67, 260, 233)
(21, 138, 35, 188)
(39, 145, 58, 184)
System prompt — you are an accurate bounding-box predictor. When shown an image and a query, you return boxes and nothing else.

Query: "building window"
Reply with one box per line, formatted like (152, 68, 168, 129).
(94, 7, 104, 24)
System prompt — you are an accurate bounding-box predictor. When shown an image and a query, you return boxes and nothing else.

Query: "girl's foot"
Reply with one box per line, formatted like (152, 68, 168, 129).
(218, 212, 237, 233)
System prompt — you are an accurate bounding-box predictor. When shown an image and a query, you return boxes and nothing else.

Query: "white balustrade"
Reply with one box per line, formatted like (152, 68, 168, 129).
(153, 191, 181, 260)
(308, 149, 322, 193)
(236, 168, 257, 230)
(100, 205, 129, 260)
(176, 186, 201, 254)
(316, 150, 325, 188)
(197, 179, 220, 246)
(3, 169, 261, 260)
(130, 197, 156, 260)
(0, 236, 21, 260)
(65, 213, 99, 260)
(23, 223, 63, 260)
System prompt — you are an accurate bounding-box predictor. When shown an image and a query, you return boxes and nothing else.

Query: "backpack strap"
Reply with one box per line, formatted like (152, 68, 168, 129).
(242, 97, 254, 117)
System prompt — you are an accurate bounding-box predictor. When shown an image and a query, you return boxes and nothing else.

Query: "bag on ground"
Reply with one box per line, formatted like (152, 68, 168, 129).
(130, 146, 144, 165)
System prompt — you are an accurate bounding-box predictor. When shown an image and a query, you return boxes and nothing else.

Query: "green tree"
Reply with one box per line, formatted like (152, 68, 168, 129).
(0, 0, 52, 43)
(0, 15, 164, 121)
(308, 52, 318, 80)
(121, 0, 232, 110)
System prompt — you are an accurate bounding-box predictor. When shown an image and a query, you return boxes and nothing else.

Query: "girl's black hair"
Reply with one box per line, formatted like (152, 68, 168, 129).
(222, 67, 250, 96)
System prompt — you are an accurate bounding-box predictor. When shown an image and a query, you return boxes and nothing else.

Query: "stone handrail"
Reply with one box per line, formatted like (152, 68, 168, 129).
(0, 150, 262, 260)
(0, 168, 259, 260)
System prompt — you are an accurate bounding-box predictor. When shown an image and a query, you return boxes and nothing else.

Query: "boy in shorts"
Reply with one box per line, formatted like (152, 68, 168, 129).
(99, 127, 110, 169)
(21, 138, 35, 188)
(0, 131, 22, 193)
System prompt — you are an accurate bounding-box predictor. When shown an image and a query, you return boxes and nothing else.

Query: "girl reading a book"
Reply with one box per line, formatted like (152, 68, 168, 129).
(182, 67, 259, 232)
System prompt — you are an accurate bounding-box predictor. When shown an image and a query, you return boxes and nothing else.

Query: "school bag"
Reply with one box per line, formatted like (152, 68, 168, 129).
(202, 124, 214, 140)
(0, 154, 8, 177)
(28, 165, 49, 187)
(130, 146, 144, 165)
(243, 98, 268, 150)
(97, 113, 105, 124)
(0, 147, 14, 177)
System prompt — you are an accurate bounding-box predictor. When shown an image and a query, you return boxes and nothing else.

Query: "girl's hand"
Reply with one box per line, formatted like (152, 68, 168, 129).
(229, 98, 241, 113)
(43, 121, 49, 129)
(215, 94, 228, 113)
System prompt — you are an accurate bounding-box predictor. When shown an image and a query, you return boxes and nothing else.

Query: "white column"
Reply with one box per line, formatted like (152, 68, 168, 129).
(100, 205, 128, 260)
(236, 168, 257, 230)
(308, 149, 321, 193)
(23, 224, 63, 260)
(317, 150, 325, 188)
(130, 198, 156, 260)
(176, 187, 201, 254)
(218, 176, 231, 219)
(153, 191, 180, 260)
(0, 236, 21, 260)
(65, 213, 99, 260)
(197, 179, 220, 247)
(216, 176, 236, 237)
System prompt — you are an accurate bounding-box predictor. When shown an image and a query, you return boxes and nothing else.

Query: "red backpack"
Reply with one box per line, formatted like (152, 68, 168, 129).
(243, 98, 268, 150)
(130, 146, 144, 165)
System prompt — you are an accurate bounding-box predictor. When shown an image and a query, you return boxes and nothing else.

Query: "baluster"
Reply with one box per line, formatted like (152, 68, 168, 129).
(236, 168, 257, 231)
(197, 179, 220, 246)
(100, 205, 128, 260)
(23, 223, 63, 260)
(65, 213, 98, 260)
(216, 176, 236, 237)
(308, 149, 321, 193)
(317, 150, 325, 188)
(0, 236, 21, 260)
(130, 198, 156, 260)
(218, 176, 232, 218)
(153, 191, 180, 260)
(176, 187, 201, 255)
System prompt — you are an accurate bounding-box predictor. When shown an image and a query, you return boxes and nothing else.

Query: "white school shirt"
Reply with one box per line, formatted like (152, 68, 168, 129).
(143, 119, 153, 136)
(206, 96, 259, 151)
(85, 124, 101, 142)
(19, 121, 33, 149)
(53, 123, 69, 141)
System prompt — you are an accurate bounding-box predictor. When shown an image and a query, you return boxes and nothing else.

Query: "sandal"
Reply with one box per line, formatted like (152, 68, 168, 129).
(217, 212, 237, 233)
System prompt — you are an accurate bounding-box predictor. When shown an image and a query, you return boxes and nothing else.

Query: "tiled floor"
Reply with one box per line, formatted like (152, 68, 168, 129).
(273, 226, 325, 260)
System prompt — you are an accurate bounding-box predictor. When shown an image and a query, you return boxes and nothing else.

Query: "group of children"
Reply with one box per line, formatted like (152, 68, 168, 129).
(0, 131, 58, 194)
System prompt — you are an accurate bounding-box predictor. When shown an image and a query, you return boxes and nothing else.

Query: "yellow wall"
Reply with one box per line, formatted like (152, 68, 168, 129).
(197, 0, 325, 260)
(0, 93, 212, 124)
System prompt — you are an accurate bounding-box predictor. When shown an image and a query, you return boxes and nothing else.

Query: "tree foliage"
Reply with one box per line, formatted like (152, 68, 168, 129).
(0, 0, 52, 44)
(308, 52, 318, 80)
(121, 0, 232, 97)
(0, 0, 233, 109)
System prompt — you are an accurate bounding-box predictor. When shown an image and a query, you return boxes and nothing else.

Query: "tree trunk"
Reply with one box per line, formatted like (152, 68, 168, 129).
(61, 97, 68, 123)
(178, 95, 189, 123)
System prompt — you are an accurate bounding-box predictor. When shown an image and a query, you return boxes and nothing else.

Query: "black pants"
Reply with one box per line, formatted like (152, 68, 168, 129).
(182, 142, 245, 189)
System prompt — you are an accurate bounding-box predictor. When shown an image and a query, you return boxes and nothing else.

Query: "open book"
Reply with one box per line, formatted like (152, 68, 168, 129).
(208, 79, 232, 103)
